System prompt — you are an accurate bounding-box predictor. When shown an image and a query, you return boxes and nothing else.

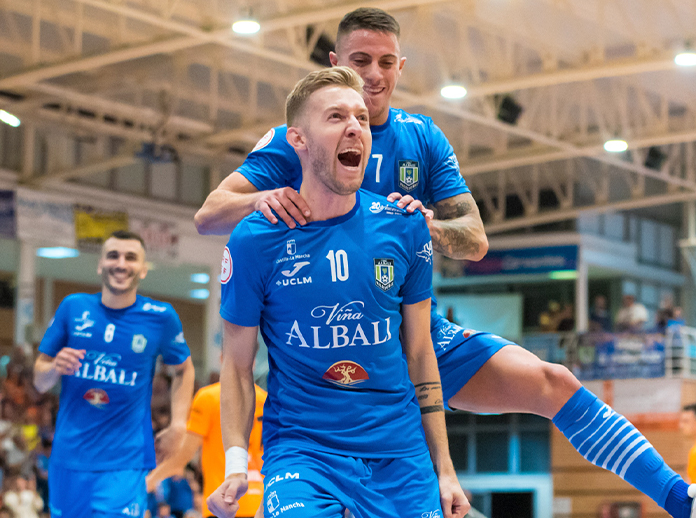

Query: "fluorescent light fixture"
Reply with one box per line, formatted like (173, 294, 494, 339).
(189, 289, 210, 300)
(675, 51, 696, 67)
(36, 247, 80, 259)
(191, 273, 210, 284)
(548, 270, 578, 280)
(0, 110, 20, 128)
(440, 84, 467, 100)
(232, 19, 260, 34)
(603, 139, 628, 153)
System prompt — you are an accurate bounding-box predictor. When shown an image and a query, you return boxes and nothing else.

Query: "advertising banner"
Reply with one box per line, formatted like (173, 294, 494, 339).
(74, 205, 128, 252)
(0, 190, 15, 239)
(129, 217, 179, 261)
(464, 245, 578, 276)
(16, 189, 75, 246)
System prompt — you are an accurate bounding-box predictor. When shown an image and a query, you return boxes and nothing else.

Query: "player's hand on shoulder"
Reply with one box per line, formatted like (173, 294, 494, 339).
(207, 474, 248, 518)
(438, 472, 470, 518)
(254, 187, 311, 228)
(54, 348, 85, 375)
(387, 193, 434, 222)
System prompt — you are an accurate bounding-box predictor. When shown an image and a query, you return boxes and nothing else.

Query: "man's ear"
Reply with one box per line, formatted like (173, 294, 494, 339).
(286, 126, 307, 153)
(329, 51, 338, 67)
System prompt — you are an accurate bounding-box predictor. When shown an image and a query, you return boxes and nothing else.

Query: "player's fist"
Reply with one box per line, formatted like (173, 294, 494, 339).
(54, 348, 85, 376)
(254, 187, 311, 228)
(207, 474, 248, 518)
(439, 472, 469, 518)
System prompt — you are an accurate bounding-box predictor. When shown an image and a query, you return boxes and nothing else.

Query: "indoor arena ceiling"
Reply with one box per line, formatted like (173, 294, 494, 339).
(2, 0, 696, 232)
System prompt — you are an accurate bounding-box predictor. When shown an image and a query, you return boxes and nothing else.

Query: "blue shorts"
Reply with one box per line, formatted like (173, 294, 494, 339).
(432, 323, 515, 404)
(261, 447, 442, 518)
(48, 464, 147, 518)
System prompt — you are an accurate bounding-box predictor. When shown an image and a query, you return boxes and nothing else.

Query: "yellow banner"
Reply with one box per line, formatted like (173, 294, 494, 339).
(74, 205, 128, 252)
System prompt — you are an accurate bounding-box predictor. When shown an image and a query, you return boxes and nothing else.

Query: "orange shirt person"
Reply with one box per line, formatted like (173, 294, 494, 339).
(147, 382, 266, 517)
(680, 403, 696, 483)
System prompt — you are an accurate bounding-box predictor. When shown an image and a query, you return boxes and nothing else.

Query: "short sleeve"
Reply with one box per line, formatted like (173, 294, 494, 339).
(236, 126, 302, 192)
(38, 297, 71, 357)
(220, 221, 266, 327)
(159, 310, 191, 366)
(400, 214, 434, 305)
(186, 388, 213, 438)
(424, 120, 470, 205)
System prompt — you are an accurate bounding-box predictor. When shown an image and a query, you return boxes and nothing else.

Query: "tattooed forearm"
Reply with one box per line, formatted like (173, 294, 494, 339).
(430, 193, 488, 261)
(420, 404, 444, 415)
(415, 382, 444, 413)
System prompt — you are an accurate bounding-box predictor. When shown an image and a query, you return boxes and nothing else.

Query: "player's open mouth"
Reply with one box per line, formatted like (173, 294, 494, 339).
(364, 85, 384, 96)
(338, 150, 362, 168)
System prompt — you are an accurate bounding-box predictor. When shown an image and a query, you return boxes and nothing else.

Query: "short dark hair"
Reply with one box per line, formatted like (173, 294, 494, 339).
(684, 403, 696, 414)
(108, 230, 146, 250)
(336, 8, 400, 49)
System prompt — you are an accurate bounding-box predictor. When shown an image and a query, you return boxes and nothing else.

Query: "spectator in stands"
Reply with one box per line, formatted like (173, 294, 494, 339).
(3, 474, 43, 518)
(161, 473, 193, 518)
(33, 438, 49, 515)
(615, 294, 649, 332)
(539, 300, 562, 332)
(157, 502, 174, 518)
(589, 295, 612, 332)
(556, 303, 575, 332)
(679, 403, 696, 483)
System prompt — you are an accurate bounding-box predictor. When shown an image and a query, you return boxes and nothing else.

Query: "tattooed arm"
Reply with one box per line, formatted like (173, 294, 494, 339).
(402, 299, 469, 518)
(429, 192, 488, 261)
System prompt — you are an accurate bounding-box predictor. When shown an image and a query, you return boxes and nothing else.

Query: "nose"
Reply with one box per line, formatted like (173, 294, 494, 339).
(345, 115, 363, 138)
(115, 254, 127, 268)
(362, 61, 381, 84)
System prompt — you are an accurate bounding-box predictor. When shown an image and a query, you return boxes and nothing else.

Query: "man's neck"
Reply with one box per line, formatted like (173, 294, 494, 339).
(299, 182, 356, 222)
(101, 287, 137, 309)
(369, 105, 390, 126)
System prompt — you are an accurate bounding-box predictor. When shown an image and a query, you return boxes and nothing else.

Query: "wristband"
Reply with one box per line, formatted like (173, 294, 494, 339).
(225, 446, 249, 478)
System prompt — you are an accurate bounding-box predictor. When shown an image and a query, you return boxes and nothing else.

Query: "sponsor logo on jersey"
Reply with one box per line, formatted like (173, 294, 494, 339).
(221, 246, 232, 284)
(83, 388, 110, 408)
(421, 511, 442, 518)
(369, 201, 386, 213)
(174, 331, 185, 343)
(266, 472, 299, 488)
(131, 334, 147, 353)
(252, 128, 275, 152)
(267, 491, 280, 514)
(436, 323, 460, 353)
(462, 329, 477, 338)
(322, 360, 369, 387)
(73, 311, 94, 337)
(142, 302, 166, 312)
(74, 351, 138, 387)
(394, 112, 424, 125)
(285, 301, 392, 349)
(399, 160, 420, 192)
(417, 241, 433, 264)
(374, 258, 395, 291)
(445, 153, 460, 172)
(121, 504, 140, 517)
(286, 239, 296, 256)
(281, 261, 310, 277)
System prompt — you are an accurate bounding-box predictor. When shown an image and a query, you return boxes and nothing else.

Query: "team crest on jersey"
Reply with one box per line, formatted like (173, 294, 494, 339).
(322, 361, 369, 387)
(252, 128, 275, 152)
(131, 334, 147, 353)
(267, 491, 280, 514)
(286, 239, 296, 255)
(399, 160, 419, 192)
(374, 258, 395, 291)
(83, 388, 109, 408)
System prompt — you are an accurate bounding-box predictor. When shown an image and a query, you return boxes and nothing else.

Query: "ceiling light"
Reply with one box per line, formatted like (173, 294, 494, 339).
(440, 84, 467, 100)
(232, 10, 260, 35)
(36, 247, 80, 259)
(675, 51, 696, 67)
(189, 289, 210, 300)
(0, 110, 20, 128)
(604, 139, 628, 153)
(190, 273, 210, 284)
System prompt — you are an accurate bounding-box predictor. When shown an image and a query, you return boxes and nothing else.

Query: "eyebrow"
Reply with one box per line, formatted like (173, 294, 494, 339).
(349, 51, 398, 61)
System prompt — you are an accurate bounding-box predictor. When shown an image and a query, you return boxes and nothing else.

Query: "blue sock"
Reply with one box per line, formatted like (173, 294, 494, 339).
(664, 480, 691, 518)
(553, 387, 684, 515)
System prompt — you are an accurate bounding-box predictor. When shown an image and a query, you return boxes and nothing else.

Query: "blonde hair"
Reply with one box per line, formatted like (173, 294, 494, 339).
(286, 66, 364, 126)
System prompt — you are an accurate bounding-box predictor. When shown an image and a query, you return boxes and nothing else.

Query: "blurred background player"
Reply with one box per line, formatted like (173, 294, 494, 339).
(146, 375, 267, 518)
(33, 230, 195, 518)
(680, 404, 696, 484)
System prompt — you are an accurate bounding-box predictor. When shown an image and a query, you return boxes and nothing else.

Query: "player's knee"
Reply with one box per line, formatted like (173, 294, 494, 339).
(538, 362, 581, 403)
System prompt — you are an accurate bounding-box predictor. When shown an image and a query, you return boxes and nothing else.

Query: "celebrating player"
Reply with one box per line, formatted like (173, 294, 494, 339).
(146, 380, 267, 518)
(34, 230, 195, 518)
(195, 8, 696, 517)
(207, 66, 467, 518)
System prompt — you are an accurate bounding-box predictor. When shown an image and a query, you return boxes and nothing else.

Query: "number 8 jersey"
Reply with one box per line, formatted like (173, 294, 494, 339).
(39, 293, 191, 471)
(221, 190, 434, 458)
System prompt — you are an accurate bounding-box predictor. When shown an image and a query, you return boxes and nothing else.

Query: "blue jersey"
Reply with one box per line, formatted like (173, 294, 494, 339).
(220, 190, 434, 458)
(39, 293, 191, 471)
(238, 107, 469, 357)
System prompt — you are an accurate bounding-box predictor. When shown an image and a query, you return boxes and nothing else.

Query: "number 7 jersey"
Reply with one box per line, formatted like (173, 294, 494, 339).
(220, 190, 434, 458)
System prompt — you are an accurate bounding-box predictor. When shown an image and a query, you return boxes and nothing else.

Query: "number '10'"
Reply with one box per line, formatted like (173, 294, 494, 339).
(326, 250, 349, 282)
